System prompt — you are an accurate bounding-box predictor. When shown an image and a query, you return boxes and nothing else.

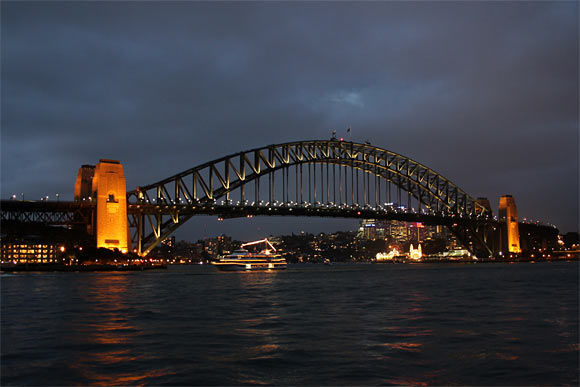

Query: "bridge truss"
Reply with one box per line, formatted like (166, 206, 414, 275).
(127, 140, 493, 256)
(1, 200, 95, 227)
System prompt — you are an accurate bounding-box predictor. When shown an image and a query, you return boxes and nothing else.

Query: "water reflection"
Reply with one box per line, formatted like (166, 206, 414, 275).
(2, 263, 577, 386)
(69, 274, 171, 385)
(381, 342, 423, 352)
(236, 272, 284, 362)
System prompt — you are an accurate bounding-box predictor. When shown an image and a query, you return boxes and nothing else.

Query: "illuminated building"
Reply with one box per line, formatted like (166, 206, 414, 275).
(357, 219, 445, 245)
(409, 244, 422, 260)
(498, 195, 521, 254)
(1, 238, 61, 263)
(375, 246, 401, 261)
(92, 159, 130, 253)
(357, 219, 386, 240)
(216, 234, 232, 254)
(202, 238, 218, 258)
(388, 221, 409, 243)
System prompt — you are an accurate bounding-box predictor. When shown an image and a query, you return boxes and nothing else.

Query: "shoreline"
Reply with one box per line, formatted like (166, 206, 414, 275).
(0, 263, 167, 272)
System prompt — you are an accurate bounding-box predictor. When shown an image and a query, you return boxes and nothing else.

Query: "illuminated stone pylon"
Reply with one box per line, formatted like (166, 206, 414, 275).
(92, 159, 130, 253)
(498, 195, 521, 254)
(74, 165, 95, 201)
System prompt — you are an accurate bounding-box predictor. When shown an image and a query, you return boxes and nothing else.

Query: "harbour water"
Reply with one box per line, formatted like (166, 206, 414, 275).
(2, 262, 578, 386)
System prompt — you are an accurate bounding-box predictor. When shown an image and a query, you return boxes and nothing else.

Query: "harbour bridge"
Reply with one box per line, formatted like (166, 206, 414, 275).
(3, 139, 543, 257)
(127, 140, 494, 256)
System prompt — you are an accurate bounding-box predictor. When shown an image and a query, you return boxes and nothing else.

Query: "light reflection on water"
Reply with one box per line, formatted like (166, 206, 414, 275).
(1, 262, 579, 386)
(66, 275, 173, 386)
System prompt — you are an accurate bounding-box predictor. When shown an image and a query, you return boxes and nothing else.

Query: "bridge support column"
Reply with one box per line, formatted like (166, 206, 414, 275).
(93, 159, 130, 253)
(447, 221, 495, 258)
(498, 195, 521, 255)
(137, 212, 143, 256)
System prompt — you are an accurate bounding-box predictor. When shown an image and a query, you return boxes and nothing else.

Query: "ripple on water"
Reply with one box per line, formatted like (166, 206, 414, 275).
(1, 262, 578, 385)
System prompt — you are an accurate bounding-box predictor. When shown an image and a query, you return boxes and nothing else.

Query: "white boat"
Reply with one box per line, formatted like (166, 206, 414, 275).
(211, 239, 287, 271)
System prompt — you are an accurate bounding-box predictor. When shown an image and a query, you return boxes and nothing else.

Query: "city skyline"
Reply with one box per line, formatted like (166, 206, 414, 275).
(2, 1, 578, 240)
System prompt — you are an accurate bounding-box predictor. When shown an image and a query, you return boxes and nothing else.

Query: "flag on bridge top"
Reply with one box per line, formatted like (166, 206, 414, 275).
(347, 126, 351, 133)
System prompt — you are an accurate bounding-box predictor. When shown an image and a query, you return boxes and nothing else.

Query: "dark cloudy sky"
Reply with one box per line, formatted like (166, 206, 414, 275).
(2, 1, 578, 241)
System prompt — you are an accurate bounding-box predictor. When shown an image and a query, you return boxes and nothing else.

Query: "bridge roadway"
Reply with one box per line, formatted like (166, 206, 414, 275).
(130, 199, 490, 224)
(1, 198, 496, 252)
(1, 199, 493, 228)
(0, 199, 557, 257)
(0, 200, 490, 225)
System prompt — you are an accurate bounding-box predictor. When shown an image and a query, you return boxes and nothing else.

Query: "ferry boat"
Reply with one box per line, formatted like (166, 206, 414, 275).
(211, 239, 287, 271)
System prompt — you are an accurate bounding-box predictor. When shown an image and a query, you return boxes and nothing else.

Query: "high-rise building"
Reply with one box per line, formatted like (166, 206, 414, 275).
(498, 195, 521, 254)
(357, 219, 386, 240)
(357, 219, 445, 245)
(387, 221, 410, 243)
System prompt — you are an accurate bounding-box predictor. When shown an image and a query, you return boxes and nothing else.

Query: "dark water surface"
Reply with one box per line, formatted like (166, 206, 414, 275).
(2, 262, 578, 386)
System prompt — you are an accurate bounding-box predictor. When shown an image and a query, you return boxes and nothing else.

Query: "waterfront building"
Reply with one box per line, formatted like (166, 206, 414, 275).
(216, 234, 232, 254)
(409, 244, 422, 260)
(1, 238, 62, 263)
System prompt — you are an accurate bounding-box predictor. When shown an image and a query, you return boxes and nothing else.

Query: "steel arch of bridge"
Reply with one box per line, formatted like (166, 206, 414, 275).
(127, 140, 489, 255)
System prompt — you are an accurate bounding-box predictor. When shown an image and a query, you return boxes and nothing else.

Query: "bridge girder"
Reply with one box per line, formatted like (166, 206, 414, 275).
(0, 200, 95, 227)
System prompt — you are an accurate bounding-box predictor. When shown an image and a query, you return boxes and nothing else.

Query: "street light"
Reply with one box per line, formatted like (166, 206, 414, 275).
(56, 193, 59, 202)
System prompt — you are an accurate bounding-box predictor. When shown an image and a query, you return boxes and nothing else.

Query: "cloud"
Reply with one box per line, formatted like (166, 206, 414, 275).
(1, 1, 578, 237)
(324, 90, 365, 108)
